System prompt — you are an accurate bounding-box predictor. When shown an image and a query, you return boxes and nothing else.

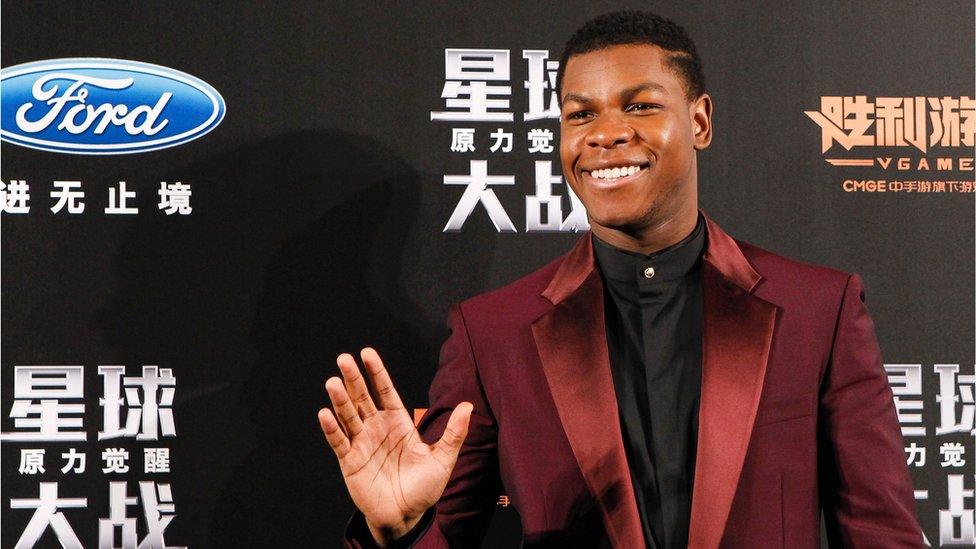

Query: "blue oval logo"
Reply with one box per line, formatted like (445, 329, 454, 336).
(0, 58, 225, 154)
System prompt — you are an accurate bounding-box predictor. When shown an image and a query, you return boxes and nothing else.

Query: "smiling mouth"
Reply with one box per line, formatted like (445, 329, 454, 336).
(583, 163, 650, 185)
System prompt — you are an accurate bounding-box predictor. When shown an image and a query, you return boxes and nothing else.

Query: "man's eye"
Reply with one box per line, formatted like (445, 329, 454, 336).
(628, 103, 661, 112)
(566, 110, 592, 120)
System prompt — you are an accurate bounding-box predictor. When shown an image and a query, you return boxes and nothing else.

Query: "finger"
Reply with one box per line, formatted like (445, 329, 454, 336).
(431, 402, 473, 465)
(360, 347, 405, 411)
(325, 376, 364, 438)
(337, 353, 378, 420)
(317, 407, 351, 459)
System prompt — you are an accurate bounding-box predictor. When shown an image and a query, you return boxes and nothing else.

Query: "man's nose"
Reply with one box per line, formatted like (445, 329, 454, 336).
(585, 113, 635, 148)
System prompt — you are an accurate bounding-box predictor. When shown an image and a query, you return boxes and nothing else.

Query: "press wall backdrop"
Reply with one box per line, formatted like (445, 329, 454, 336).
(1, 1, 974, 547)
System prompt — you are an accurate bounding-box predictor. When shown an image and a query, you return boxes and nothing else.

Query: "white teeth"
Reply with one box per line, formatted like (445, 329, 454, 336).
(589, 165, 643, 180)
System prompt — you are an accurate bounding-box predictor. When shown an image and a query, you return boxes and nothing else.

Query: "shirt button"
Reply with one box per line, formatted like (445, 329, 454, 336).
(643, 267, 655, 279)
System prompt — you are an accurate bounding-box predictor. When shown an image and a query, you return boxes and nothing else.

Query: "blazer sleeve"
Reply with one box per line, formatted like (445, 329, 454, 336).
(344, 303, 502, 548)
(817, 273, 924, 548)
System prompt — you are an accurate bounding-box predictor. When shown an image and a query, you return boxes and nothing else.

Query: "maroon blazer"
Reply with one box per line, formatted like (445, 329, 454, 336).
(346, 211, 923, 548)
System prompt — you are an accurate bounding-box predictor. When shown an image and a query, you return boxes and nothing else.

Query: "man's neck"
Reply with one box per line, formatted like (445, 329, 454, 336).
(590, 208, 700, 256)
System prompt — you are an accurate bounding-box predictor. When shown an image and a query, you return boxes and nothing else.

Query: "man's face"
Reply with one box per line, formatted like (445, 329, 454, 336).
(559, 44, 711, 235)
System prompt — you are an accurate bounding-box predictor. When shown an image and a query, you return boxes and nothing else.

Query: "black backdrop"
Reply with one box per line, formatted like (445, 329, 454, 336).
(2, 1, 973, 547)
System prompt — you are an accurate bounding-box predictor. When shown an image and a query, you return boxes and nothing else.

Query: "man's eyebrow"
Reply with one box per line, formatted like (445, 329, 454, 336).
(620, 82, 670, 98)
(561, 82, 670, 107)
(561, 92, 591, 106)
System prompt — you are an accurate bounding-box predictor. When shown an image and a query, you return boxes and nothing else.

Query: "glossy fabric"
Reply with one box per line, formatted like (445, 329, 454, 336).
(345, 211, 923, 549)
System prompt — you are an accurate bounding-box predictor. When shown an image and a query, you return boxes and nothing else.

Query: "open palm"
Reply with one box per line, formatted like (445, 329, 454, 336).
(318, 347, 472, 541)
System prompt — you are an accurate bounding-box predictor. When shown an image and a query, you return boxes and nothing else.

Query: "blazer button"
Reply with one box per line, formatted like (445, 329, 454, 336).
(643, 266, 655, 279)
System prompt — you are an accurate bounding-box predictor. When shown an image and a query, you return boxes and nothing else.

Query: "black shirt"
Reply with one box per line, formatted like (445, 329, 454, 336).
(592, 213, 707, 549)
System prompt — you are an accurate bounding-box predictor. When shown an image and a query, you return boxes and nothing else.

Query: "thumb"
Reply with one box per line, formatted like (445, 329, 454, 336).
(432, 401, 473, 461)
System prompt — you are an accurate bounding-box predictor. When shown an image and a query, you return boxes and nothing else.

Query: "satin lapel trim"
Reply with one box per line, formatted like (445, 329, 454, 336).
(699, 210, 761, 292)
(532, 269, 646, 548)
(687, 261, 779, 549)
(535, 215, 777, 549)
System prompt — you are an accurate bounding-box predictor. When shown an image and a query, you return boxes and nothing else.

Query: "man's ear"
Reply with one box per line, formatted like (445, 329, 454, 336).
(692, 93, 713, 150)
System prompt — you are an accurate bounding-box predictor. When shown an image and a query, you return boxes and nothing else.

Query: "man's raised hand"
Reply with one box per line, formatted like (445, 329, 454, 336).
(317, 347, 473, 545)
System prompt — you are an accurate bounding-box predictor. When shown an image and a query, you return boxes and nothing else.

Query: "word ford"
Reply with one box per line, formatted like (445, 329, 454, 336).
(16, 73, 170, 136)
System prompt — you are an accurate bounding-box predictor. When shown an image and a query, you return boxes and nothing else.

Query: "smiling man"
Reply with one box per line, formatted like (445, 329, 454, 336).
(322, 10, 923, 548)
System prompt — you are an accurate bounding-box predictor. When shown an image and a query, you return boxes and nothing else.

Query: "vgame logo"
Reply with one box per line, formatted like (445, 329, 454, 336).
(0, 58, 225, 154)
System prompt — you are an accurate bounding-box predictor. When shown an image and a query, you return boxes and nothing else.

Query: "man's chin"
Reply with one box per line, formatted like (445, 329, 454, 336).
(587, 212, 648, 234)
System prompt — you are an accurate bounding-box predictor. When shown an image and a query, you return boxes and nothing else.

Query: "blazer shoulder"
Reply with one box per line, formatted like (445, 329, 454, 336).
(736, 238, 853, 301)
(456, 249, 565, 327)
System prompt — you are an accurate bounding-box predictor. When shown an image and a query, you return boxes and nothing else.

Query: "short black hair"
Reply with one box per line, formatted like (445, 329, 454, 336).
(556, 10, 706, 104)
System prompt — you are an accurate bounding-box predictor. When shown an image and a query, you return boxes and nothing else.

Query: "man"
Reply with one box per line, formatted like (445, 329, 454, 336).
(319, 10, 923, 548)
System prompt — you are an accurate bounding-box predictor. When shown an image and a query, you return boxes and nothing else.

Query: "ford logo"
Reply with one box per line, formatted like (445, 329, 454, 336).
(0, 58, 225, 154)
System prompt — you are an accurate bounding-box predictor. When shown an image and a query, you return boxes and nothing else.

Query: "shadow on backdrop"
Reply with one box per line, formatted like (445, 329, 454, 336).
(94, 130, 513, 547)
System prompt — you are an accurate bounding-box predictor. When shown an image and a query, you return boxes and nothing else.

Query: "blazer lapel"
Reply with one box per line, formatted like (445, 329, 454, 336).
(530, 211, 778, 549)
(531, 234, 646, 548)
(688, 212, 779, 549)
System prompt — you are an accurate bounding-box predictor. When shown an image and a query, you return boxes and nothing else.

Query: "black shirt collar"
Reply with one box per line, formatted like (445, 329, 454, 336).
(593, 212, 706, 285)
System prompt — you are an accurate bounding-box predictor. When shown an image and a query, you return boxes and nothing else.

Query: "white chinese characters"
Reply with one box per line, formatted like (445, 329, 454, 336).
(2, 365, 178, 442)
(4, 365, 183, 548)
(10, 481, 185, 549)
(1, 180, 193, 216)
(885, 363, 976, 545)
(432, 48, 588, 233)
(1, 366, 86, 442)
(98, 366, 177, 441)
(431, 49, 513, 122)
